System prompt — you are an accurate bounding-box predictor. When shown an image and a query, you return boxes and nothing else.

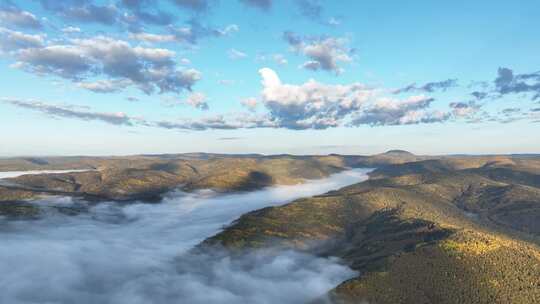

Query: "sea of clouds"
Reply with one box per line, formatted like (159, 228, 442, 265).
(0, 169, 370, 304)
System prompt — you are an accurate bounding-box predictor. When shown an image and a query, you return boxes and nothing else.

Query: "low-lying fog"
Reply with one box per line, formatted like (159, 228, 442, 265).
(0, 169, 94, 179)
(0, 169, 370, 304)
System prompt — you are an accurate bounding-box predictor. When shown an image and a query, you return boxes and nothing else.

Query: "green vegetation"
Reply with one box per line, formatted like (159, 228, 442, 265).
(0, 150, 427, 204)
(0, 155, 348, 203)
(202, 154, 540, 304)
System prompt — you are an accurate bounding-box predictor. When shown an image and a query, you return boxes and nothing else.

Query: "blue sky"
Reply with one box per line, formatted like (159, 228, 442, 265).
(0, 0, 539, 156)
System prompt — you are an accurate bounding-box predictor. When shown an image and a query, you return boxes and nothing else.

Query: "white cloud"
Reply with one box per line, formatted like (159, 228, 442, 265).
(129, 32, 176, 43)
(0, 27, 44, 53)
(449, 101, 481, 118)
(284, 32, 353, 74)
(350, 95, 449, 126)
(327, 17, 341, 26)
(258, 68, 373, 129)
(228, 48, 248, 60)
(10, 35, 201, 95)
(169, 21, 240, 45)
(218, 24, 239, 35)
(77, 79, 132, 93)
(0, 7, 42, 29)
(61, 26, 81, 33)
(2, 98, 136, 126)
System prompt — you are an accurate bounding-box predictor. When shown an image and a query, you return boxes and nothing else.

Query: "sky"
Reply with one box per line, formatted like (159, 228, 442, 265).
(0, 0, 539, 156)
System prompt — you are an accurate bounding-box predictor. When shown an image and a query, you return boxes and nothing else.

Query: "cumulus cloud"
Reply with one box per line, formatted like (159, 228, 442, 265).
(129, 32, 177, 43)
(2, 98, 136, 126)
(37, 0, 119, 25)
(471, 91, 488, 100)
(155, 112, 278, 131)
(77, 79, 132, 93)
(4, 67, 487, 130)
(40, 0, 120, 25)
(283, 31, 353, 74)
(0, 6, 42, 29)
(10, 36, 201, 95)
(64, 4, 118, 24)
(350, 95, 448, 126)
(394, 79, 458, 94)
(258, 68, 372, 129)
(494, 67, 540, 100)
(62, 26, 81, 33)
(449, 101, 481, 118)
(464, 67, 540, 104)
(0, 27, 44, 53)
(14, 45, 93, 78)
(121, 0, 175, 25)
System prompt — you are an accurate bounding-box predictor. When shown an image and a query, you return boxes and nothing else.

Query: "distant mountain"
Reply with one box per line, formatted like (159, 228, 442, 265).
(0, 151, 436, 204)
(381, 149, 415, 155)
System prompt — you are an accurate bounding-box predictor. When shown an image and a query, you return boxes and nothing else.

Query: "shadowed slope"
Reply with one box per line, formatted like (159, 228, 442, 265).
(202, 157, 540, 304)
(0, 152, 429, 204)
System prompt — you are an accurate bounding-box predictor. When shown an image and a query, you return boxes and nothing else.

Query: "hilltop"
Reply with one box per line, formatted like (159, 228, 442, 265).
(0, 151, 431, 206)
(201, 155, 540, 303)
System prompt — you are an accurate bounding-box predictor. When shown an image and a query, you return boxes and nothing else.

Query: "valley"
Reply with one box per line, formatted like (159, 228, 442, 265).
(1, 151, 540, 303)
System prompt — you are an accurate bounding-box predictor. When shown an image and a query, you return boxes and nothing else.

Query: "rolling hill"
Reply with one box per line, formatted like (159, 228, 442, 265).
(201, 155, 540, 303)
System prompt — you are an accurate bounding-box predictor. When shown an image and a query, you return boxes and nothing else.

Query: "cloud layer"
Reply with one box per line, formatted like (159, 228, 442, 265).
(258, 67, 371, 129)
(0, 5, 42, 29)
(0, 169, 369, 304)
(4, 68, 487, 130)
(394, 79, 458, 94)
(494, 67, 540, 100)
(5, 34, 201, 95)
(350, 96, 449, 126)
(1, 0, 538, 132)
(2, 98, 136, 125)
(284, 32, 353, 74)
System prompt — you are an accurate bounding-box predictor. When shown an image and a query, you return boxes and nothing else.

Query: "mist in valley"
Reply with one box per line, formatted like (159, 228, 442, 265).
(0, 169, 370, 304)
